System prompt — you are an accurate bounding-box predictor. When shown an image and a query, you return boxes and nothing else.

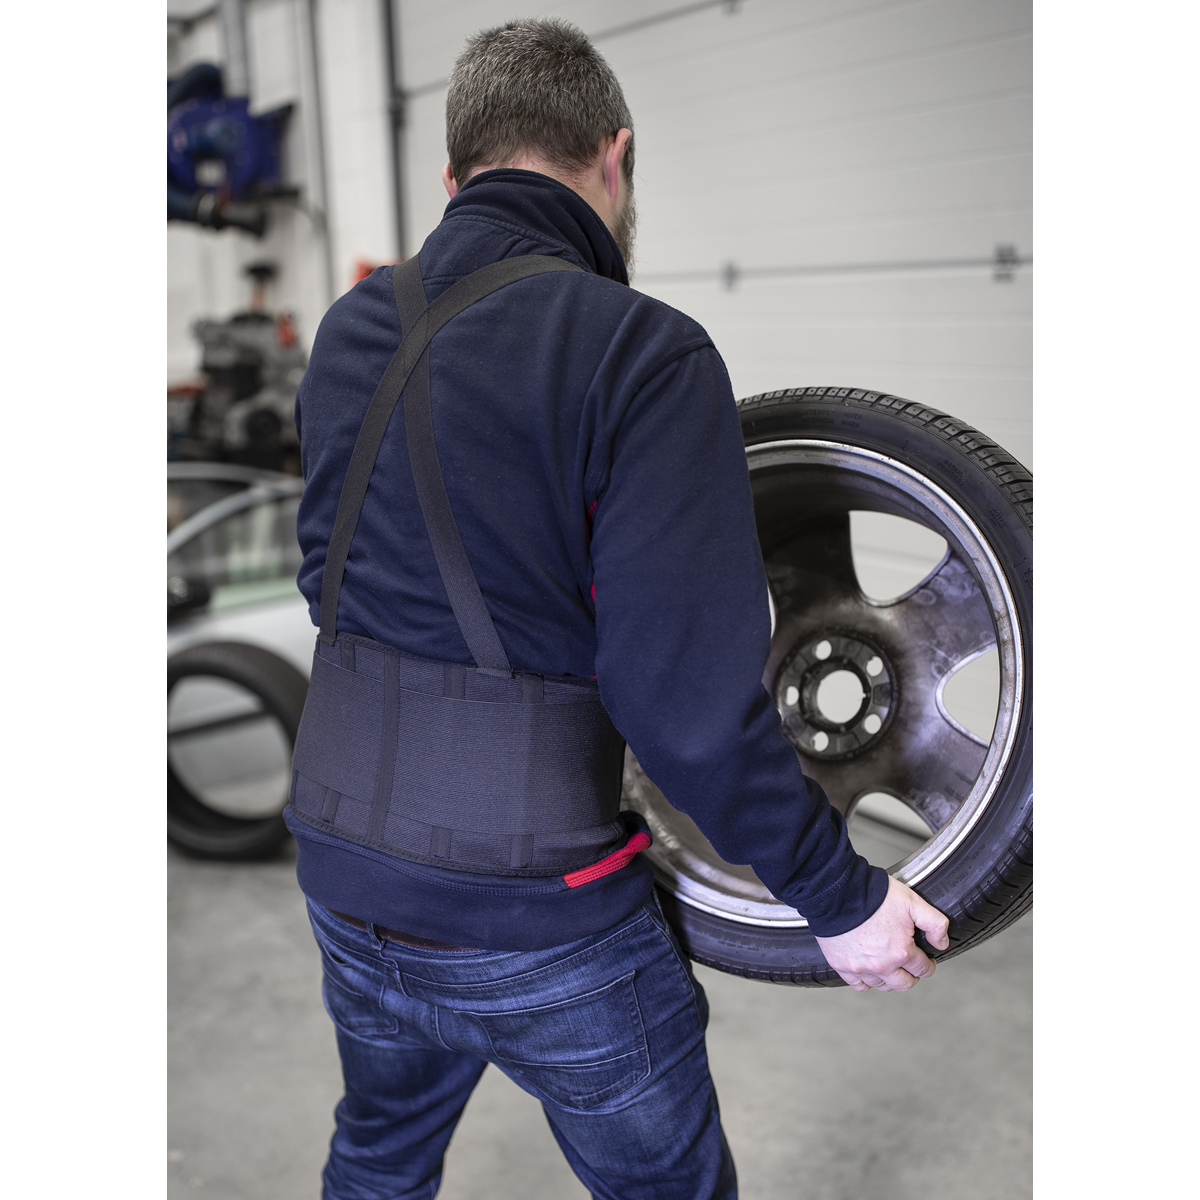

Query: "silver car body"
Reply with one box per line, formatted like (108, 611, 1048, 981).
(167, 462, 315, 674)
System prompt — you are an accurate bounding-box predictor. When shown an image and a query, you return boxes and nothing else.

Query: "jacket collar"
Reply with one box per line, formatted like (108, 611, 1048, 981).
(442, 169, 628, 286)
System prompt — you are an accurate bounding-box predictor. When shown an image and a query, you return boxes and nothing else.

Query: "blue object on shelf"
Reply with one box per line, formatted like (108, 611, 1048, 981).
(168, 94, 292, 201)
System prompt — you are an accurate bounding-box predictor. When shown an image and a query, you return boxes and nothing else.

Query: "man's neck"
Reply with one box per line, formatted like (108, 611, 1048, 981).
(445, 142, 627, 243)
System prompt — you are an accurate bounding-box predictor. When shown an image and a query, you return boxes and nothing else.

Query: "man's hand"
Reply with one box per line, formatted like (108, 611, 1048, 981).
(814, 877, 950, 992)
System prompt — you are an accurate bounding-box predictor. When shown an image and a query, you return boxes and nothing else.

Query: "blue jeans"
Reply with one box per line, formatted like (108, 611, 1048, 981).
(307, 897, 738, 1200)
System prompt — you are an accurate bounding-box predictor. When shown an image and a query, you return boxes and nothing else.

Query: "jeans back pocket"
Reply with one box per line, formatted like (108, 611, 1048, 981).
(477, 970, 648, 1110)
(407, 968, 649, 1111)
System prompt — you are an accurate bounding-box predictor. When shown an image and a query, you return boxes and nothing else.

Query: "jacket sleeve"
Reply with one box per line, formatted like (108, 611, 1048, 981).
(588, 345, 889, 937)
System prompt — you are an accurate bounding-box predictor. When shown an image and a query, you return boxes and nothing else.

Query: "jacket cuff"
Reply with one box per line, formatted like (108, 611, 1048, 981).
(799, 858, 890, 938)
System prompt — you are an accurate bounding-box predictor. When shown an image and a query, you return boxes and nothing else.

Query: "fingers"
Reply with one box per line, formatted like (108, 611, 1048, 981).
(837, 966, 923, 993)
(910, 893, 952, 952)
(846, 951, 933, 992)
(905, 951, 936, 980)
(903, 940, 938, 979)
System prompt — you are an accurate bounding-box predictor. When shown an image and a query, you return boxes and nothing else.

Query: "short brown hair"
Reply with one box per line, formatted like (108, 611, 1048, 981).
(445, 18, 634, 186)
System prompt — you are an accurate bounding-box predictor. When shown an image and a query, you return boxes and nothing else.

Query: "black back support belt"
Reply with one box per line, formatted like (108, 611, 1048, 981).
(290, 255, 628, 876)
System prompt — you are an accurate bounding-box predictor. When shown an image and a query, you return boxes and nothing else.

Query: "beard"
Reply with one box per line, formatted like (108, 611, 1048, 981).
(612, 185, 637, 280)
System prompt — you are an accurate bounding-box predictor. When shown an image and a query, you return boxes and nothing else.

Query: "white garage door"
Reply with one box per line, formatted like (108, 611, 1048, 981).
(398, 0, 1032, 469)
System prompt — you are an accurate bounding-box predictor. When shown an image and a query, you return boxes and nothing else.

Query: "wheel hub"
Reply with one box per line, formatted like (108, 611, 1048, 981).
(776, 633, 894, 759)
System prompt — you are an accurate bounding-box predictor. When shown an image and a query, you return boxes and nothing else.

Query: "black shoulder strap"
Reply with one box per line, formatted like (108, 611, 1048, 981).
(395, 258, 509, 674)
(317, 253, 584, 673)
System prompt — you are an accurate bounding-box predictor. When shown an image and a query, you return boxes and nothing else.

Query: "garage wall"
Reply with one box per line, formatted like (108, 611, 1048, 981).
(167, 0, 1031, 468)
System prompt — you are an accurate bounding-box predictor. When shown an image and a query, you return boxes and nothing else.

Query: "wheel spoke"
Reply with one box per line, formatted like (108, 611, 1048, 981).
(763, 514, 879, 681)
(875, 549, 997, 679)
(765, 513, 860, 616)
(800, 690, 988, 832)
(883, 715, 989, 832)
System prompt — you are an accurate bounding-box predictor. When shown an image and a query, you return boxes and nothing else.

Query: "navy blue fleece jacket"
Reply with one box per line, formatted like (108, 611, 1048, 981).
(288, 169, 887, 947)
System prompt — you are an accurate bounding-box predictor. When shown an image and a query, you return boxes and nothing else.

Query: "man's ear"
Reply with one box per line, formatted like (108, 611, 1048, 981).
(442, 162, 459, 199)
(602, 129, 632, 203)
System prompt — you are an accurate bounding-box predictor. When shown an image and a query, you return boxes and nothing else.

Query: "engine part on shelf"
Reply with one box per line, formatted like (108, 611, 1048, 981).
(170, 261, 307, 472)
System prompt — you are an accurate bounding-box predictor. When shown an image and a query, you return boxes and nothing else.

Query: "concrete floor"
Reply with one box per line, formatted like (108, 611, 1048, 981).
(169, 843, 1031, 1200)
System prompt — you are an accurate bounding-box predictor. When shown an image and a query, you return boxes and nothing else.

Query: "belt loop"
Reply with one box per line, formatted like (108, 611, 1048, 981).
(444, 663, 466, 699)
(521, 675, 544, 703)
(320, 788, 341, 823)
(340, 639, 356, 672)
(510, 833, 535, 868)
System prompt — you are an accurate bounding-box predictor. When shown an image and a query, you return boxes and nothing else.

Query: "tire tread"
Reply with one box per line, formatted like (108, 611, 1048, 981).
(738, 387, 1033, 534)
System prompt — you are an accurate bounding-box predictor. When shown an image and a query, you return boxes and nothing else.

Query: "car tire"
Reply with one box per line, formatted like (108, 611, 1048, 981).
(168, 641, 308, 860)
(623, 387, 1032, 986)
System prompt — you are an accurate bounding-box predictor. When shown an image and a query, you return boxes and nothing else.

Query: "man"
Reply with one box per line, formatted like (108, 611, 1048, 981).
(289, 18, 949, 1200)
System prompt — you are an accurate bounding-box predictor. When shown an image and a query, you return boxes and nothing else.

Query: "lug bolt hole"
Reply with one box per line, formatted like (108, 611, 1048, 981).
(866, 656, 883, 677)
(784, 685, 799, 707)
(811, 731, 829, 752)
(863, 713, 882, 734)
(814, 640, 832, 660)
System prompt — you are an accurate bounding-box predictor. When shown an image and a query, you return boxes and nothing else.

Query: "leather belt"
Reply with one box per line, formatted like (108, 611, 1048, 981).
(329, 909, 480, 951)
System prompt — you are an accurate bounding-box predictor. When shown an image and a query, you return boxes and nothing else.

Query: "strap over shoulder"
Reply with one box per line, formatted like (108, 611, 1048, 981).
(317, 252, 585, 666)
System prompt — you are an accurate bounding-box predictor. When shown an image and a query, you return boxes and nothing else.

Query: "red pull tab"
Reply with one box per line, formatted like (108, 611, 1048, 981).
(562, 831, 652, 889)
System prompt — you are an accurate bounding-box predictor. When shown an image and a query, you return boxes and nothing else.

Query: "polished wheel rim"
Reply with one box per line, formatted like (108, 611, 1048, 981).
(622, 439, 1025, 928)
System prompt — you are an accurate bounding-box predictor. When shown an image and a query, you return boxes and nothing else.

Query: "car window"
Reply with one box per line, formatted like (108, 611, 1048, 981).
(168, 479, 250, 533)
(168, 491, 303, 611)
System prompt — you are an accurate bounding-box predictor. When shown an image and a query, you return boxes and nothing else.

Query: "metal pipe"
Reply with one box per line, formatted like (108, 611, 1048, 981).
(381, 0, 406, 259)
(637, 250, 1034, 290)
(217, 0, 250, 96)
(298, 0, 336, 307)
